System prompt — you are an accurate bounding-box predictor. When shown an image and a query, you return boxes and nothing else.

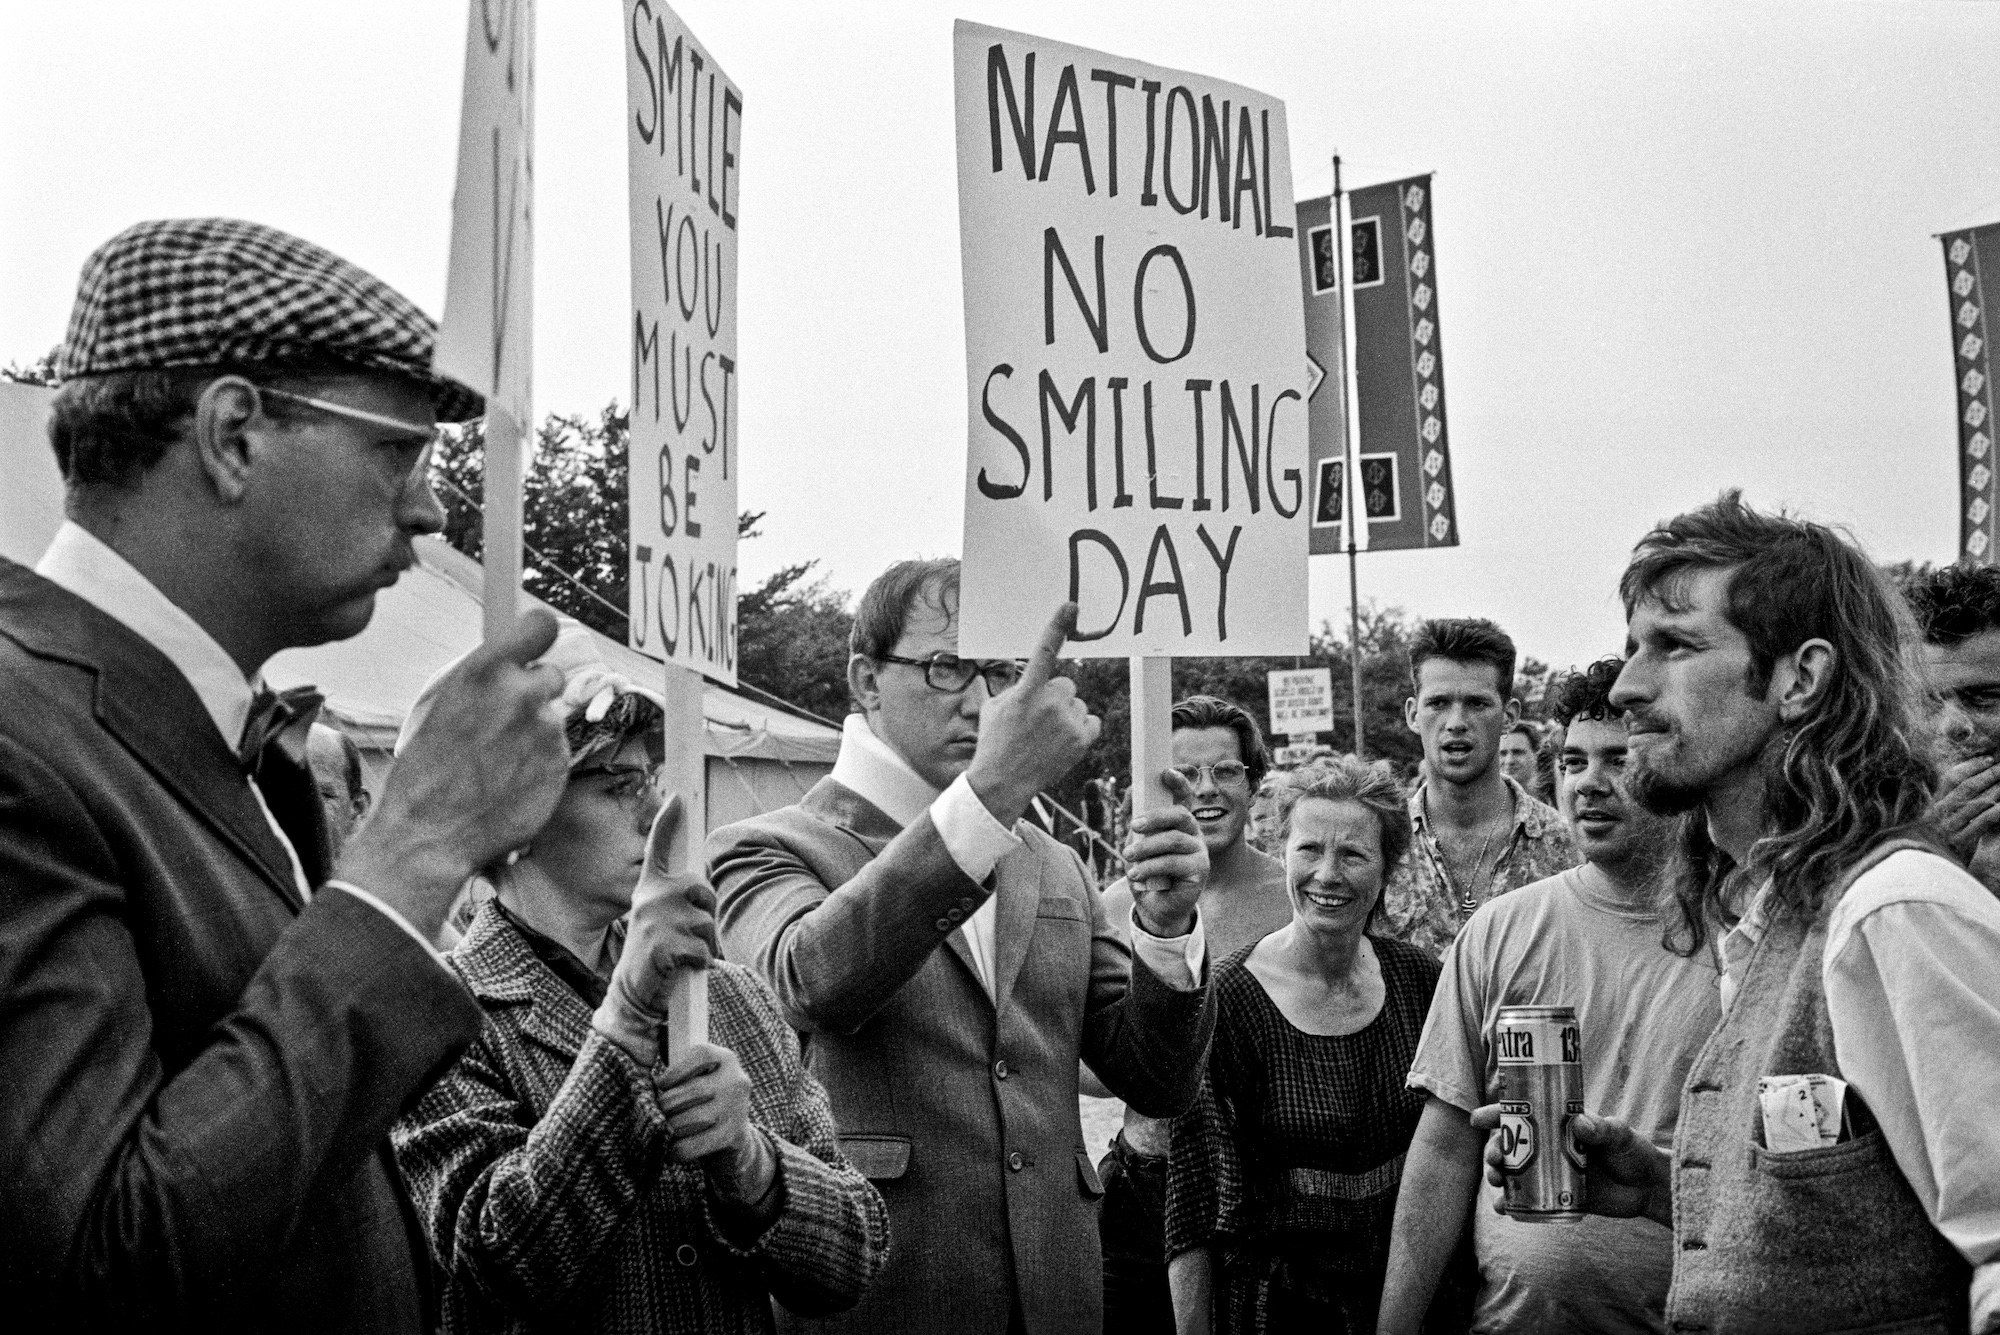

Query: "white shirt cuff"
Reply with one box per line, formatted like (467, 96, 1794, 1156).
(1975, 1258, 2000, 1333)
(323, 879, 451, 967)
(1129, 903, 1206, 991)
(933, 773, 1024, 883)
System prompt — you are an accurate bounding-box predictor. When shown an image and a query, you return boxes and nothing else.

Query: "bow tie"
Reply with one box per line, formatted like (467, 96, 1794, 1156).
(238, 685, 325, 775)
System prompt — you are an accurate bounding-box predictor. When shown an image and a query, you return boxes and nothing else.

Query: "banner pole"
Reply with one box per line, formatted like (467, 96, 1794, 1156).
(1333, 153, 1368, 758)
(660, 659, 710, 1060)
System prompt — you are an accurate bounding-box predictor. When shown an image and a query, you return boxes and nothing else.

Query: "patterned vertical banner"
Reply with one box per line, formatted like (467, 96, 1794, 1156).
(1299, 174, 1458, 554)
(1944, 226, 2000, 564)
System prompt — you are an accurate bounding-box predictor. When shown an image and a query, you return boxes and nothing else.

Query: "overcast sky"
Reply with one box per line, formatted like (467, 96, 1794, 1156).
(6, 0, 1998, 672)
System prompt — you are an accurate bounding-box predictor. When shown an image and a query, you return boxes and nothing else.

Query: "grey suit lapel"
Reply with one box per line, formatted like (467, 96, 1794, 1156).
(991, 842, 1046, 1011)
(804, 776, 988, 992)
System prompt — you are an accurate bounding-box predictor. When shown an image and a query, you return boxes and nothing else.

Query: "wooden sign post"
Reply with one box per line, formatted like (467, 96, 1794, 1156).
(624, 0, 746, 1056)
(437, 0, 536, 642)
(951, 23, 1311, 823)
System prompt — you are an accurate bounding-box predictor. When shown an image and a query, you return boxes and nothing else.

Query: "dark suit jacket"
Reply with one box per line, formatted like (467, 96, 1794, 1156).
(393, 903, 890, 1335)
(709, 777, 1217, 1335)
(0, 557, 485, 1332)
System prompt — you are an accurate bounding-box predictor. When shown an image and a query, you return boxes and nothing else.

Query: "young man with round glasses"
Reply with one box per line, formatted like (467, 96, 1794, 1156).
(1092, 694, 1291, 1334)
(709, 557, 1219, 1335)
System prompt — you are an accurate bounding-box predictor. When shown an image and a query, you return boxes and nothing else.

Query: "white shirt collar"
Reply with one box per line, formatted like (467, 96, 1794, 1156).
(830, 713, 942, 829)
(35, 520, 258, 749)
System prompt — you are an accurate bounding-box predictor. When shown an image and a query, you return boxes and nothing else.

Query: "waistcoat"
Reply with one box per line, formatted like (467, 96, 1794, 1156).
(1665, 837, 1969, 1334)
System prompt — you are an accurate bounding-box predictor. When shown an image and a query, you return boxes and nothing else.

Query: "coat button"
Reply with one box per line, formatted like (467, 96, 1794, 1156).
(935, 917, 953, 932)
(1008, 1151, 1024, 1171)
(960, 896, 977, 912)
(994, 1059, 1009, 1080)
(676, 1243, 699, 1267)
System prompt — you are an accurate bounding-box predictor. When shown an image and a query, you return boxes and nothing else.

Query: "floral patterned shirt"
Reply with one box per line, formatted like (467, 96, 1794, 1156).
(1381, 777, 1580, 959)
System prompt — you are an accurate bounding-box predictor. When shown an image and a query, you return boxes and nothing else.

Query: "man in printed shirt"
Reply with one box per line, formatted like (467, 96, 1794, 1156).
(1383, 618, 1578, 959)
(1474, 492, 2000, 1334)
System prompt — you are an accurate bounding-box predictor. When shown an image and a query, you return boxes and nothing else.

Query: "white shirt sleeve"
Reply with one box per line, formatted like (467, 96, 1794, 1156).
(1127, 905, 1206, 992)
(1824, 852, 2000, 1332)
(931, 772, 1025, 883)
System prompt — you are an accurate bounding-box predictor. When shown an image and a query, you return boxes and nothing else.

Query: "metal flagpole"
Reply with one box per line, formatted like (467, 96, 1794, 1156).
(1333, 154, 1368, 757)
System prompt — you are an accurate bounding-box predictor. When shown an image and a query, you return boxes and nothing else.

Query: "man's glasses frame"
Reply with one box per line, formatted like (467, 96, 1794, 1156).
(253, 384, 441, 450)
(877, 652, 1024, 695)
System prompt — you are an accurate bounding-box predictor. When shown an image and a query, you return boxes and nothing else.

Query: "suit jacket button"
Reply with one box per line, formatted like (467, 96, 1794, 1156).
(935, 917, 953, 932)
(1008, 1151, 1024, 1171)
(676, 1243, 699, 1267)
(960, 896, 977, 912)
(994, 1059, 1009, 1080)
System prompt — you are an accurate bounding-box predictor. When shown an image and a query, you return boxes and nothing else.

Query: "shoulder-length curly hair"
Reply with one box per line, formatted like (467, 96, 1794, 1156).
(1620, 491, 1936, 953)
(1268, 754, 1411, 931)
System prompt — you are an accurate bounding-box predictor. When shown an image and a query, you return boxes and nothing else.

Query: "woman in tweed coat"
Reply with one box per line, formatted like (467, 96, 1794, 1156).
(393, 630, 889, 1334)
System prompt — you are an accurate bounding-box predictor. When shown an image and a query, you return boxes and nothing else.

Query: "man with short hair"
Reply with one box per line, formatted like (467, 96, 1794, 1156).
(1902, 562, 2000, 892)
(1384, 618, 1578, 959)
(1092, 693, 1292, 1334)
(709, 558, 1217, 1335)
(1377, 659, 1719, 1334)
(307, 721, 371, 858)
(1476, 492, 2000, 1333)
(1496, 721, 1539, 791)
(0, 219, 573, 1329)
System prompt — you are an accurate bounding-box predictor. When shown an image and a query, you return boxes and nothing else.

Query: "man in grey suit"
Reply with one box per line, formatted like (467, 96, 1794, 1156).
(0, 218, 571, 1331)
(710, 557, 1218, 1335)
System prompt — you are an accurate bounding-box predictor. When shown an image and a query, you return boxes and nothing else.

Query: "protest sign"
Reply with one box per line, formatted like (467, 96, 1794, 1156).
(953, 22, 1311, 660)
(1267, 666, 1333, 737)
(625, 0, 742, 687)
(623, 0, 742, 1053)
(437, 0, 535, 640)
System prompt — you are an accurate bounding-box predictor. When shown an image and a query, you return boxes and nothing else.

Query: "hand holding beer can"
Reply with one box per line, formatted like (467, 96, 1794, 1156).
(1494, 1005, 1586, 1221)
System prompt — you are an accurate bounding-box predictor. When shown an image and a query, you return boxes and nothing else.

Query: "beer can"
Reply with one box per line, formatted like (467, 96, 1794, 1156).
(1494, 1005, 1586, 1221)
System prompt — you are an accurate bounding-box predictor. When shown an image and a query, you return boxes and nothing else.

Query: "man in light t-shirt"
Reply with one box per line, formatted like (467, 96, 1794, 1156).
(1376, 658, 1720, 1334)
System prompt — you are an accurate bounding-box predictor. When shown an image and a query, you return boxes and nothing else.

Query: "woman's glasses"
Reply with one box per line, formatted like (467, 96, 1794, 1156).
(573, 762, 664, 802)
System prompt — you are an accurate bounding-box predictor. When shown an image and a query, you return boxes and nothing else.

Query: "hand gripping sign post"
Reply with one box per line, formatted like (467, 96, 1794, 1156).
(437, 0, 536, 645)
(953, 22, 1310, 821)
(623, 0, 745, 1055)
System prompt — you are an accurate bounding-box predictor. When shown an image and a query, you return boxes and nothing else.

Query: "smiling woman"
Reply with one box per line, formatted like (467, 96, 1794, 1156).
(1164, 756, 1464, 1334)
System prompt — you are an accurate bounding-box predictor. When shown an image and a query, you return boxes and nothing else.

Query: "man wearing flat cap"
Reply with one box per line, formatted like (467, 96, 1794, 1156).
(0, 218, 573, 1332)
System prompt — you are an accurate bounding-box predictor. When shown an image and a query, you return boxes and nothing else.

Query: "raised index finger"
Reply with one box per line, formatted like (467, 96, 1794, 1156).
(1014, 602, 1078, 694)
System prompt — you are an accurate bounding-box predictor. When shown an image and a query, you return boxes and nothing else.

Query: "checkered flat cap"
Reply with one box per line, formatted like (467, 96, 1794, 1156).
(56, 217, 483, 422)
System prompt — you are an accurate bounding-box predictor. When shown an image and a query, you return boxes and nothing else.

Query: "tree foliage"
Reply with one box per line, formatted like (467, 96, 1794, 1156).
(428, 404, 853, 722)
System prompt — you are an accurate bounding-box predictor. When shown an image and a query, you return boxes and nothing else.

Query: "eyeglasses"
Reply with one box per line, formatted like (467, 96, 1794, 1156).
(254, 384, 442, 451)
(573, 762, 663, 802)
(877, 652, 1024, 695)
(1172, 762, 1250, 788)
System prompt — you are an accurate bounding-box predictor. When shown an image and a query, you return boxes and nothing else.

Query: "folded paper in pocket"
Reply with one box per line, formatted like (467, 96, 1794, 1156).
(1757, 1073, 1847, 1152)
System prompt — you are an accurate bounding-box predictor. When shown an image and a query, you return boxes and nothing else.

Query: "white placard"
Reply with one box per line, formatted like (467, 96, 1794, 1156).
(437, 0, 535, 432)
(953, 21, 1310, 658)
(1267, 666, 1333, 736)
(624, 0, 742, 685)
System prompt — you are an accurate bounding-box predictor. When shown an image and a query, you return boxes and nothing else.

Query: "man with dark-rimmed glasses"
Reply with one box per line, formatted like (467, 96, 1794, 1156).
(710, 556, 1220, 1335)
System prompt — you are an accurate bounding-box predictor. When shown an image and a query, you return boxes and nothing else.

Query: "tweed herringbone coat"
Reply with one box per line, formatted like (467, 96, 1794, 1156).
(392, 903, 890, 1335)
